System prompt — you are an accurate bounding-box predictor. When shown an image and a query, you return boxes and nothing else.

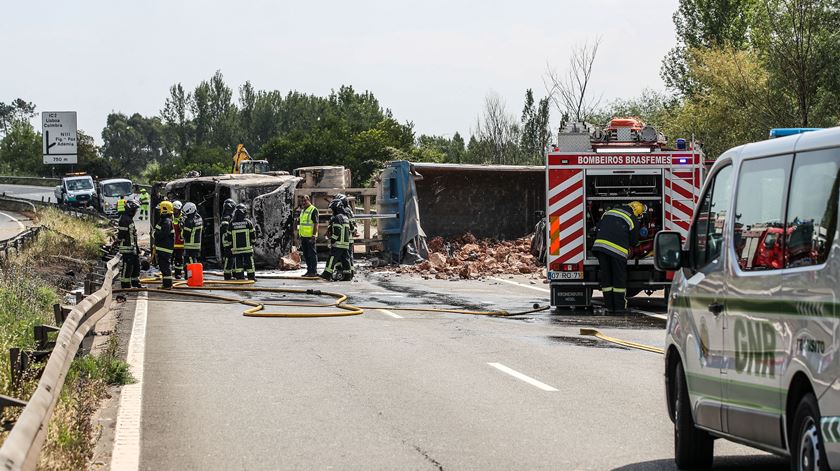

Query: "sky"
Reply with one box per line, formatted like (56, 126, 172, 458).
(2, 0, 680, 144)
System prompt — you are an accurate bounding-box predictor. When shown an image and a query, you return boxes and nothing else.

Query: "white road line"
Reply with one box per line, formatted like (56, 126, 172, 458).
(489, 277, 550, 293)
(0, 210, 25, 231)
(378, 309, 403, 319)
(111, 292, 148, 471)
(488, 362, 558, 392)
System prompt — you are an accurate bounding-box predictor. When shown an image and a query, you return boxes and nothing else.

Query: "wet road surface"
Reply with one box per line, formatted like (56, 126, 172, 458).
(113, 268, 788, 470)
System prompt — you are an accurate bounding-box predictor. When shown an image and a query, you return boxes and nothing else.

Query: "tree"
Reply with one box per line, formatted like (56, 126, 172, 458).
(101, 113, 164, 176)
(752, 0, 840, 126)
(544, 39, 602, 122)
(0, 120, 41, 175)
(471, 92, 522, 165)
(520, 89, 551, 164)
(0, 99, 36, 138)
(161, 83, 192, 156)
(661, 0, 755, 96)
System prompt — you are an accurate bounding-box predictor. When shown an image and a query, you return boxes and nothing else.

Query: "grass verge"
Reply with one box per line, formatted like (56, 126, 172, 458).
(0, 206, 132, 470)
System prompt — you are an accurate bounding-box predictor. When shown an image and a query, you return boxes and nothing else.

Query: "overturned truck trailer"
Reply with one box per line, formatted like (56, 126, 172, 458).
(156, 173, 301, 267)
(408, 162, 546, 240)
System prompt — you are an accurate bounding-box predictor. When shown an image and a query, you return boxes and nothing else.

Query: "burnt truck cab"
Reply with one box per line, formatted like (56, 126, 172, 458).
(154, 173, 301, 267)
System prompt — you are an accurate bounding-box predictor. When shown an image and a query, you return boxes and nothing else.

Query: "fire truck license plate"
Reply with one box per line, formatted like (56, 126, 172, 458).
(549, 271, 583, 280)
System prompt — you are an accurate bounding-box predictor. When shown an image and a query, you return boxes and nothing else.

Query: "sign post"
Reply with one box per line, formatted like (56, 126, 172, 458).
(42, 111, 78, 164)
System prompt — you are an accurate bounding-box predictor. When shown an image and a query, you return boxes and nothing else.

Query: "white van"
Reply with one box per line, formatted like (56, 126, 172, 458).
(654, 127, 840, 470)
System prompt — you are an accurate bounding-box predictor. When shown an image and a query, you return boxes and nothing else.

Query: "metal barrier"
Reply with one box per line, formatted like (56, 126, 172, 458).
(0, 227, 41, 259)
(0, 256, 120, 471)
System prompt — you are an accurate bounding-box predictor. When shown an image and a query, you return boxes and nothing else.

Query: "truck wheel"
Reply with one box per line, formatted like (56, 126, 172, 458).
(674, 362, 713, 469)
(791, 393, 828, 471)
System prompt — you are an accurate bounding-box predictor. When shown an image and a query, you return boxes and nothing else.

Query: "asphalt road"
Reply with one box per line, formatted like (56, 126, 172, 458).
(123, 269, 788, 471)
(0, 183, 55, 203)
(0, 209, 31, 240)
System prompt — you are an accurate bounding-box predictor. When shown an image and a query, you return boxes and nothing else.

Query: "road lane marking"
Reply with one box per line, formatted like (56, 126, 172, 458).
(378, 309, 403, 319)
(111, 292, 148, 471)
(0, 210, 25, 231)
(487, 362, 558, 392)
(489, 277, 550, 293)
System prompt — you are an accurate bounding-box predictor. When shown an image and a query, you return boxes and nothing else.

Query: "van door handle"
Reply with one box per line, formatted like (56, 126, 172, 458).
(708, 302, 724, 316)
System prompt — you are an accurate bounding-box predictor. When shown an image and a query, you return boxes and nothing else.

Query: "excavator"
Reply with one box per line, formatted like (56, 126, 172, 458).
(231, 144, 270, 174)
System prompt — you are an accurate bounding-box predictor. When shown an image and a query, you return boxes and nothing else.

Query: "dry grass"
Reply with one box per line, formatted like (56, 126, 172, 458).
(0, 207, 129, 469)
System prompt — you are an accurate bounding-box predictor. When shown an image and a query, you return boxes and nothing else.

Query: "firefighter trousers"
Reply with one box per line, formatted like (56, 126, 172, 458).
(595, 250, 627, 313)
(173, 248, 185, 278)
(233, 252, 255, 280)
(120, 253, 141, 289)
(157, 251, 173, 289)
(323, 247, 353, 281)
(222, 251, 233, 280)
(185, 249, 201, 266)
(139, 205, 149, 220)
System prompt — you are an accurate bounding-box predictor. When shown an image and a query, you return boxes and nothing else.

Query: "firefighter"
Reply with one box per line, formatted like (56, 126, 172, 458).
(117, 201, 143, 289)
(181, 202, 203, 265)
(592, 201, 645, 314)
(219, 198, 236, 280)
(154, 201, 176, 289)
(138, 188, 150, 220)
(172, 201, 185, 279)
(320, 196, 353, 281)
(297, 195, 319, 277)
(224, 203, 257, 281)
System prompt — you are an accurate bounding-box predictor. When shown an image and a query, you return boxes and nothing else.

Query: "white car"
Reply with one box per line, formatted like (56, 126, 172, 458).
(96, 178, 134, 216)
(54, 175, 96, 207)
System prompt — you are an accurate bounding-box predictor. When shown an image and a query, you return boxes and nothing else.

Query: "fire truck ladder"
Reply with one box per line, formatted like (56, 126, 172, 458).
(666, 156, 699, 232)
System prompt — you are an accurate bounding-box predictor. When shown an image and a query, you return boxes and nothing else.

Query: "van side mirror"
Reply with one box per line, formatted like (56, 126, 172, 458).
(654, 231, 684, 271)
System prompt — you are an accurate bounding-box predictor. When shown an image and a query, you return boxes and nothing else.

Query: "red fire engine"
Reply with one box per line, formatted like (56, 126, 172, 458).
(545, 118, 706, 308)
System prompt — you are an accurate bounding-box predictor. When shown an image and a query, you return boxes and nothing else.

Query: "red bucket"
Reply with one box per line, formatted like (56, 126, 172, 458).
(186, 263, 204, 287)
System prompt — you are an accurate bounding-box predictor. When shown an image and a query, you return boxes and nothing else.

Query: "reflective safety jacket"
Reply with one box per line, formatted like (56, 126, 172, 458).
(154, 216, 175, 254)
(181, 214, 203, 251)
(224, 219, 256, 255)
(173, 215, 184, 249)
(592, 204, 640, 259)
(138, 192, 150, 207)
(117, 213, 138, 254)
(328, 214, 352, 250)
(298, 204, 317, 238)
(117, 198, 126, 213)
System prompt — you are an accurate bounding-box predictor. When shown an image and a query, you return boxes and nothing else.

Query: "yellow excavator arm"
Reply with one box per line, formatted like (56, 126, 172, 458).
(231, 144, 251, 174)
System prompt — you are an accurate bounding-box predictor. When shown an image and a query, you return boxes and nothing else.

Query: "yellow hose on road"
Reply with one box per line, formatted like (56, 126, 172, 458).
(579, 328, 664, 354)
(120, 271, 548, 318)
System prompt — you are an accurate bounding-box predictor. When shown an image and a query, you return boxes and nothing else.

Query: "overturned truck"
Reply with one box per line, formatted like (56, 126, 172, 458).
(153, 173, 300, 267)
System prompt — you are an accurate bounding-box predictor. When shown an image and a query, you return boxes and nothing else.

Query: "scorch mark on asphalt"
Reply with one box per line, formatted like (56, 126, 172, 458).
(489, 277, 550, 293)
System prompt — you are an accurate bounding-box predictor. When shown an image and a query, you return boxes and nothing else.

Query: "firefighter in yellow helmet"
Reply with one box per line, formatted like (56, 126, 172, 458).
(154, 201, 176, 289)
(592, 201, 646, 314)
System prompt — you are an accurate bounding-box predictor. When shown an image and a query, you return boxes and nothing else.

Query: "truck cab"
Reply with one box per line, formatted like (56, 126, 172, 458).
(96, 178, 134, 216)
(55, 174, 96, 207)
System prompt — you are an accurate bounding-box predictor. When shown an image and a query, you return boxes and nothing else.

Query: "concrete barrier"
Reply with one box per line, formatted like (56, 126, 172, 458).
(0, 196, 37, 213)
(0, 176, 60, 188)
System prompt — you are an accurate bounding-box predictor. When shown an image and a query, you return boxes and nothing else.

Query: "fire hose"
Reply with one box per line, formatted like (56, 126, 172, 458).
(115, 272, 550, 318)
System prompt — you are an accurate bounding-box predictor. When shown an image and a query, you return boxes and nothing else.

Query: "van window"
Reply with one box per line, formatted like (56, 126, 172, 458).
(733, 155, 792, 271)
(785, 149, 840, 267)
(692, 165, 732, 269)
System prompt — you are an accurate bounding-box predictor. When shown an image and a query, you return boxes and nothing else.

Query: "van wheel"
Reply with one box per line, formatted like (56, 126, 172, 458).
(791, 393, 828, 471)
(674, 362, 714, 469)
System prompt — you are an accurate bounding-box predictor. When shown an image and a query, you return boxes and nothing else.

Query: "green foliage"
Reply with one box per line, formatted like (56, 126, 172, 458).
(0, 120, 42, 175)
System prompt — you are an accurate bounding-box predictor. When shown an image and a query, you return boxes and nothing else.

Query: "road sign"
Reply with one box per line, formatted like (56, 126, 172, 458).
(42, 111, 77, 164)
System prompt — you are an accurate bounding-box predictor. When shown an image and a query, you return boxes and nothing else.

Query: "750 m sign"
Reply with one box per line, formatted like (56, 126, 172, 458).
(42, 111, 78, 164)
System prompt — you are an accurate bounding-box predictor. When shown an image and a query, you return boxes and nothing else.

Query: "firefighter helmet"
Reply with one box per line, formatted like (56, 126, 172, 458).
(182, 202, 197, 216)
(125, 200, 139, 216)
(233, 203, 247, 222)
(628, 201, 647, 217)
(329, 196, 346, 215)
(159, 201, 174, 215)
(140, 188, 147, 194)
(173, 200, 183, 211)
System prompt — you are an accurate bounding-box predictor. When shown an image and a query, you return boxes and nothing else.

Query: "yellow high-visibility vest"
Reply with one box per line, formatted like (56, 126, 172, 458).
(117, 198, 126, 213)
(298, 205, 316, 237)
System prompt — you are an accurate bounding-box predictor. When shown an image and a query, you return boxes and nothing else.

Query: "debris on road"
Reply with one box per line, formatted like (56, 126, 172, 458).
(389, 232, 542, 279)
(278, 248, 302, 270)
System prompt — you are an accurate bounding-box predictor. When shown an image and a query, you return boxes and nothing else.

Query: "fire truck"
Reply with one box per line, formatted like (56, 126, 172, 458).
(545, 118, 706, 309)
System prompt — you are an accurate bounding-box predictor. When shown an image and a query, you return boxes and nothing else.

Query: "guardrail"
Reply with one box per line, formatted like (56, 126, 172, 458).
(0, 227, 41, 259)
(0, 194, 110, 224)
(0, 256, 120, 471)
(0, 176, 60, 188)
